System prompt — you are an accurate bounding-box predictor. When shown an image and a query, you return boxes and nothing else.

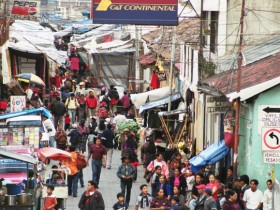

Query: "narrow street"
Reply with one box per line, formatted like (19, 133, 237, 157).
(66, 149, 146, 210)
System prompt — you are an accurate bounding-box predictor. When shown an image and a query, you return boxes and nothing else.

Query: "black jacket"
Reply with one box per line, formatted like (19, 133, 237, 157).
(78, 190, 105, 210)
(169, 175, 187, 195)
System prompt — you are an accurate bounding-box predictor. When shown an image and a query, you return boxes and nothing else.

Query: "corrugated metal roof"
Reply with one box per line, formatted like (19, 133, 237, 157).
(217, 35, 280, 72)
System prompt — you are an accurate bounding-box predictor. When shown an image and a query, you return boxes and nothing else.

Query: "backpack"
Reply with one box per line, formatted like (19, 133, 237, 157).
(108, 89, 119, 100)
(76, 153, 87, 170)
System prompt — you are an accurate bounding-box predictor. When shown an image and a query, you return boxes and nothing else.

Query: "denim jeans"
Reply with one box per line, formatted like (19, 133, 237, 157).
(49, 136, 56, 148)
(121, 180, 132, 205)
(91, 159, 102, 185)
(79, 170, 84, 187)
(189, 199, 196, 210)
(68, 109, 76, 124)
(67, 172, 78, 195)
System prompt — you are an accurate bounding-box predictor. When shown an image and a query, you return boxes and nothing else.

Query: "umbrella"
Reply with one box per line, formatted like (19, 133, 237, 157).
(189, 140, 230, 173)
(38, 147, 71, 163)
(16, 73, 45, 86)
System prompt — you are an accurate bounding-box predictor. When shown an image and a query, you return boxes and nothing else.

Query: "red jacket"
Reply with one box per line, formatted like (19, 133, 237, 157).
(86, 96, 97, 109)
(150, 74, 160, 89)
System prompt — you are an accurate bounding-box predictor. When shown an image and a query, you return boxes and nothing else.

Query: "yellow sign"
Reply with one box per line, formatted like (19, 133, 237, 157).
(96, 0, 112, 11)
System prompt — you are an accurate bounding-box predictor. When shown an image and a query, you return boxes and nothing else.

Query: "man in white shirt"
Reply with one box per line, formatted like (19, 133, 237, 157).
(243, 179, 263, 210)
(113, 111, 127, 129)
(42, 115, 56, 148)
(263, 179, 272, 210)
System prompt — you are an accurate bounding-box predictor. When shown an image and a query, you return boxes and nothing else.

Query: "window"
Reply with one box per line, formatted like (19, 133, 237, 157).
(210, 11, 219, 53)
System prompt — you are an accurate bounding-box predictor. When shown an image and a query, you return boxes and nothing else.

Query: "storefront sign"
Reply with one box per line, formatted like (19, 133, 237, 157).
(206, 96, 231, 114)
(92, 0, 178, 25)
(11, 0, 41, 20)
(263, 151, 280, 164)
(10, 96, 26, 112)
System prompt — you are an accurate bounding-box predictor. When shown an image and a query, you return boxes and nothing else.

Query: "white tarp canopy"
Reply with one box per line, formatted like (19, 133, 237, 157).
(8, 20, 66, 65)
(131, 86, 170, 109)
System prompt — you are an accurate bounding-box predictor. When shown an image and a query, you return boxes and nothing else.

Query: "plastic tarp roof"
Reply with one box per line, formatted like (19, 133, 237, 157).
(139, 92, 182, 114)
(0, 148, 37, 164)
(6, 115, 41, 126)
(8, 20, 66, 65)
(189, 140, 230, 173)
(0, 107, 52, 120)
(131, 86, 170, 109)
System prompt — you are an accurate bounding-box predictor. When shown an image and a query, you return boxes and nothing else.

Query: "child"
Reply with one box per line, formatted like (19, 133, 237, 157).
(113, 193, 128, 210)
(64, 113, 71, 131)
(171, 196, 181, 210)
(135, 184, 152, 210)
(151, 166, 162, 196)
(43, 185, 57, 210)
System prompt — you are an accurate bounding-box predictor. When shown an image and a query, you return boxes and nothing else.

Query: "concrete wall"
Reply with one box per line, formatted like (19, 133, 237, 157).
(239, 85, 280, 191)
(226, 0, 280, 54)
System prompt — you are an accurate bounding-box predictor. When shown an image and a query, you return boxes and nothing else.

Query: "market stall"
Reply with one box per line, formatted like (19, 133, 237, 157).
(0, 148, 37, 210)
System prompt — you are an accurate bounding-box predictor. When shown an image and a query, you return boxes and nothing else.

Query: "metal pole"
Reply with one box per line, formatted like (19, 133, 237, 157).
(233, 0, 245, 181)
(272, 164, 275, 210)
(135, 25, 140, 92)
(168, 26, 176, 112)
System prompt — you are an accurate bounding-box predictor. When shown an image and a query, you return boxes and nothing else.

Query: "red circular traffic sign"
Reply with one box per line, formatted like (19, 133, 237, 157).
(263, 129, 280, 149)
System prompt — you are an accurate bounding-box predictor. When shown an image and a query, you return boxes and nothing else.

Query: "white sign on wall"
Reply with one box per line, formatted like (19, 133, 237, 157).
(258, 105, 280, 135)
(263, 152, 280, 164)
(10, 96, 26, 112)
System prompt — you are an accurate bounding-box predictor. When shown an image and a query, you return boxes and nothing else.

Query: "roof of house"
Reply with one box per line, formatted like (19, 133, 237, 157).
(142, 18, 200, 62)
(203, 51, 280, 98)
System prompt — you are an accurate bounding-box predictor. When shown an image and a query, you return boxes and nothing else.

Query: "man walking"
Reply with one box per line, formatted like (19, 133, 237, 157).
(102, 124, 115, 169)
(42, 115, 56, 148)
(243, 179, 263, 210)
(78, 181, 105, 210)
(86, 90, 97, 120)
(117, 155, 136, 206)
(65, 93, 79, 124)
(87, 137, 107, 186)
(50, 96, 66, 129)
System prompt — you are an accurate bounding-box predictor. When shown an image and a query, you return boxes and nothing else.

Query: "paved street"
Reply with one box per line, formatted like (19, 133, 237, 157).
(66, 149, 146, 210)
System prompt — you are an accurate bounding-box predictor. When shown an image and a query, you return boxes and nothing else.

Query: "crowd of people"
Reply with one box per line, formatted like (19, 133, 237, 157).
(0, 65, 275, 210)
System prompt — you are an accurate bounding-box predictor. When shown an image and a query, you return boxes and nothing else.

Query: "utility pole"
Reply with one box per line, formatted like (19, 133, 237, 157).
(233, 0, 245, 181)
(135, 25, 140, 92)
(168, 26, 176, 112)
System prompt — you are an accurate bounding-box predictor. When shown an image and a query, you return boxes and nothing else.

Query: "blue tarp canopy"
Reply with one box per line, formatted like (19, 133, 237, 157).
(189, 140, 230, 173)
(0, 107, 52, 120)
(139, 92, 182, 114)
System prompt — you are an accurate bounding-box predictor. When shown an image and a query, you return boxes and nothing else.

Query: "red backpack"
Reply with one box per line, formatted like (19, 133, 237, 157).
(77, 153, 87, 170)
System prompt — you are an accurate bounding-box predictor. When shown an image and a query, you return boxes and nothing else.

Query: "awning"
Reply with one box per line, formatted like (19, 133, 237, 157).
(139, 92, 182, 114)
(0, 148, 37, 164)
(189, 140, 230, 173)
(158, 110, 186, 116)
(131, 86, 170, 109)
(6, 115, 41, 126)
(227, 76, 280, 101)
(140, 54, 156, 66)
(0, 107, 51, 120)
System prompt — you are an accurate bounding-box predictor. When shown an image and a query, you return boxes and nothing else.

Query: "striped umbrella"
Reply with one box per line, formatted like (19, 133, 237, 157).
(16, 73, 45, 86)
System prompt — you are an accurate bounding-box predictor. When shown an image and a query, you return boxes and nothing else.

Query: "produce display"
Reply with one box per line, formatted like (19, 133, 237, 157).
(115, 120, 141, 146)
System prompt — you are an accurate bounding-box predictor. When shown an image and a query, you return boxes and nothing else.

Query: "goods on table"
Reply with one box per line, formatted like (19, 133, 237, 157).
(115, 120, 141, 146)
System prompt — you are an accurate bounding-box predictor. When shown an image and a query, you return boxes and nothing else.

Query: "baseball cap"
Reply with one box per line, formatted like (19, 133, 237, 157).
(196, 184, 206, 190)
(204, 188, 213, 195)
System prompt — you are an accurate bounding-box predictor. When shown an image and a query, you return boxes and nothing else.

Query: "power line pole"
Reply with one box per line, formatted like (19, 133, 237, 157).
(168, 26, 176, 112)
(233, 0, 245, 181)
(135, 25, 140, 92)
